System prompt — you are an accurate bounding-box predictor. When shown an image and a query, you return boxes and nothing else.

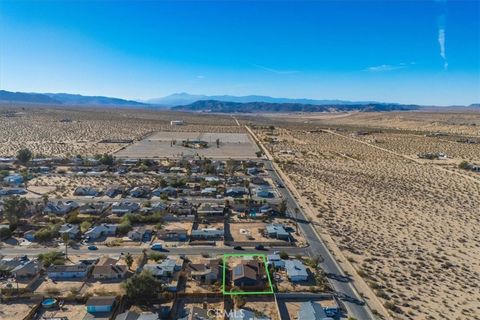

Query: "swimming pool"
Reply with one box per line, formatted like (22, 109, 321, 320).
(42, 298, 57, 308)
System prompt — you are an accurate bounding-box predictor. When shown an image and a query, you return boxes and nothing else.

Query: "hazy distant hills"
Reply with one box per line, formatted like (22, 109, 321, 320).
(0, 90, 62, 105)
(0, 90, 145, 106)
(148, 92, 379, 106)
(172, 100, 420, 113)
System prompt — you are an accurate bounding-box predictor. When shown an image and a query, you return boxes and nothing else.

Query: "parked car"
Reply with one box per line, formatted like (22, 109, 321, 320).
(255, 245, 265, 250)
(88, 245, 98, 250)
(150, 243, 163, 250)
(233, 246, 243, 250)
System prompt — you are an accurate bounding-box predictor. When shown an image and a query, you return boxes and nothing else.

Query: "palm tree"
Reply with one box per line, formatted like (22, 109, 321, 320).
(125, 253, 133, 270)
(62, 233, 70, 260)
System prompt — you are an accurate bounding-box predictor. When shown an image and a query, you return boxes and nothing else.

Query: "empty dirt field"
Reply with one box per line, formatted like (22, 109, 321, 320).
(254, 118, 480, 319)
(0, 106, 243, 157)
(0, 301, 39, 320)
(115, 131, 259, 159)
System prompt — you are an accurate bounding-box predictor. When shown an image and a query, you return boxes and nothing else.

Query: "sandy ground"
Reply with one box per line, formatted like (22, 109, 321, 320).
(35, 277, 85, 295)
(0, 106, 243, 157)
(255, 122, 480, 319)
(241, 297, 279, 320)
(37, 303, 87, 320)
(115, 131, 259, 159)
(0, 302, 38, 320)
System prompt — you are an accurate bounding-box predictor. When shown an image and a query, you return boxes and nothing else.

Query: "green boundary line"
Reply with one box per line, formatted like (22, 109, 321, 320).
(222, 253, 274, 295)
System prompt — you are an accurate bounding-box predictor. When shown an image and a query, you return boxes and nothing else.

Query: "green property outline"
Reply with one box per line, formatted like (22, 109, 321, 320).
(222, 253, 274, 295)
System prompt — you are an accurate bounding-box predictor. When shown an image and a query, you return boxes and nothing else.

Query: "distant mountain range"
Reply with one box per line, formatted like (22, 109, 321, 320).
(172, 100, 420, 113)
(147, 92, 381, 106)
(0, 90, 146, 106)
(0, 89, 472, 113)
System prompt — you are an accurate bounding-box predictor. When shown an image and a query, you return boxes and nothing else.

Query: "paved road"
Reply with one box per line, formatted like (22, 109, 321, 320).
(255, 146, 374, 318)
(0, 243, 307, 257)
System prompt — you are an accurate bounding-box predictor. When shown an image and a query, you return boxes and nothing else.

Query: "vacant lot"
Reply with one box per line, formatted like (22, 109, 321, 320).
(0, 301, 38, 320)
(37, 303, 86, 320)
(35, 277, 85, 295)
(115, 131, 259, 159)
(0, 106, 242, 157)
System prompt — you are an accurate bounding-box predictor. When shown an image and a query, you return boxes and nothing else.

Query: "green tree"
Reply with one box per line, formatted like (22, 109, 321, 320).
(459, 161, 471, 170)
(80, 221, 92, 233)
(125, 252, 133, 270)
(34, 226, 60, 242)
(16, 148, 32, 165)
(0, 227, 12, 240)
(3, 196, 29, 225)
(38, 251, 65, 267)
(117, 221, 132, 235)
(122, 270, 162, 303)
(279, 251, 289, 260)
(99, 153, 115, 166)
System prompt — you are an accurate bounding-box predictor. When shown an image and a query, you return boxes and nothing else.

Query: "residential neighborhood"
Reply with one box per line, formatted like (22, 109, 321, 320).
(1, 154, 342, 320)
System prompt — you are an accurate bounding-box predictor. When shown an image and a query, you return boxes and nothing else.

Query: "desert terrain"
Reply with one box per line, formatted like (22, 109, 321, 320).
(253, 109, 480, 319)
(0, 106, 241, 157)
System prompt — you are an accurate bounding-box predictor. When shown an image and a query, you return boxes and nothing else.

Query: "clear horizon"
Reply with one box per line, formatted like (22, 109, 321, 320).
(0, 0, 479, 106)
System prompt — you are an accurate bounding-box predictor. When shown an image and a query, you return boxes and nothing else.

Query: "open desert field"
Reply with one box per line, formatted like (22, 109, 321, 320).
(253, 114, 480, 319)
(252, 109, 480, 136)
(115, 131, 259, 159)
(0, 106, 242, 157)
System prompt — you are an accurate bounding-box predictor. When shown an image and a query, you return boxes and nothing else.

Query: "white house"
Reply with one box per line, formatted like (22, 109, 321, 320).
(191, 228, 224, 239)
(285, 259, 308, 282)
(84, 224, 117, 240)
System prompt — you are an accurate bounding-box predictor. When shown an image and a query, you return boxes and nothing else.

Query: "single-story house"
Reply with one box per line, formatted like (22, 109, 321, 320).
(24, 230, 36, 242)
(200, 187, 217, 196)
(0, 256, 39, 279)
(265, 223, 289, 240)
(232, 260, 265, 288)
(298, 301, 332, 320)
(250, 176, 269, 186)
(152, 186, 177, 197)
(197, 203, 225, 216)
(44, 201, 79, 215)
(129, 186, 151, 198)
(191, 228, 224, 239)
(92, 265, 127, 280)
(3, 174, 24, 186)
(84, 224, 118, 240)
(285, 259, 309, 282)
(186, 259, 220, 284)
(59, 223, 80, 239)
(230, 309, 270, 320)
(256, 188, 274, 198)
(0, 187, 27, 196)
(157, 228, 188, 241)
(105, 186, 125, 198)
(79, 202, 111, 215)
(128, 227, 153, 241)
(47, 264, 89, 279)
(86, 296, 116, 313)
(225, 187, 248, 198)
(74, 186, 99, 196)
(267, 254, 285, 269)
(112, 201, 140, 215)
(143, 257, 182, 278)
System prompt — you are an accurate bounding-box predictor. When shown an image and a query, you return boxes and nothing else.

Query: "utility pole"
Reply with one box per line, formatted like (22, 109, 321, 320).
(294, 207, 299, 233)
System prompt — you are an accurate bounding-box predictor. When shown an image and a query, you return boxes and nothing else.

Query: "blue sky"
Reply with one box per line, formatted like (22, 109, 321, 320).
(0, 0, 479, 105)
